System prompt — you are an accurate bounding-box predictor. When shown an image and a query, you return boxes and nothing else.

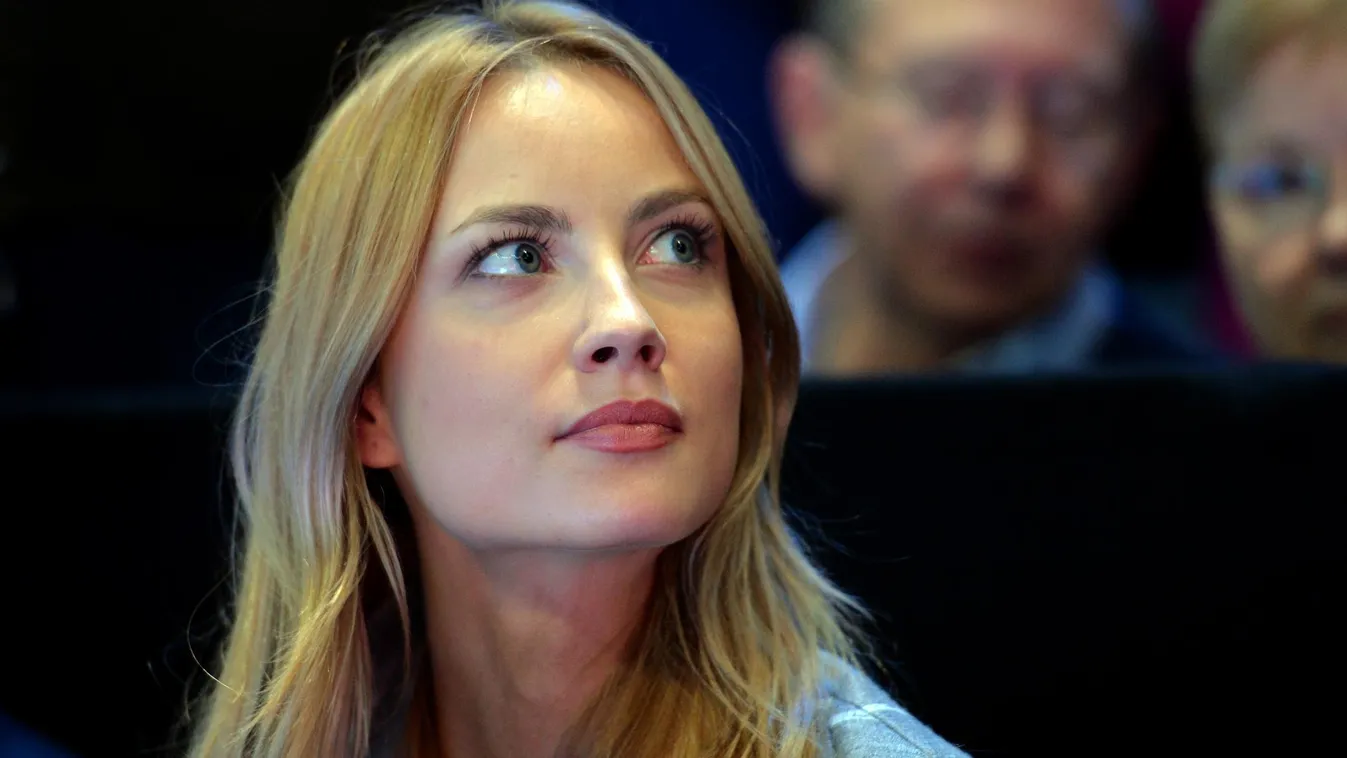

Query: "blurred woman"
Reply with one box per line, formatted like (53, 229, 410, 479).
(1196, 0, 1347, 362)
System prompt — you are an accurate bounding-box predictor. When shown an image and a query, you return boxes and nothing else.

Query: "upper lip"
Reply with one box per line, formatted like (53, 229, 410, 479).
(559, 399, 684, 438)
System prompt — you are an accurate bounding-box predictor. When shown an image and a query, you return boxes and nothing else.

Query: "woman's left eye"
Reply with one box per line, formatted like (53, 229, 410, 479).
(645, 228, 704, 266)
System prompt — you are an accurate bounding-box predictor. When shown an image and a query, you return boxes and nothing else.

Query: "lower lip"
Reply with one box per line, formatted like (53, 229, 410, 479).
(559, 423, 679, 453)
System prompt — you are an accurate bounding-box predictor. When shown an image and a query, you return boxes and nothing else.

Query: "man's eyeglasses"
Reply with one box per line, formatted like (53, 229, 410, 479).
(849, 61, 1128, 147)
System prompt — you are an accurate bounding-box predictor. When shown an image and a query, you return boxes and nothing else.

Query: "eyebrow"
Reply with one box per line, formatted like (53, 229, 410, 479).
(626, 189, 711, 226)
(1221, 134, 1316, 162)
(449, 204, 573, 236)
(446, 188, 712, 238)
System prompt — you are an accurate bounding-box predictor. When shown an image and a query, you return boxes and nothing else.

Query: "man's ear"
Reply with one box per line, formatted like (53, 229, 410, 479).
(355, 380, 402, 470)
(768, 34, 844, 202)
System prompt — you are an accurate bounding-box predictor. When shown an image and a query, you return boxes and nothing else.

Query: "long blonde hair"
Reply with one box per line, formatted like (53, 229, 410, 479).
(190, 2, 864, 756)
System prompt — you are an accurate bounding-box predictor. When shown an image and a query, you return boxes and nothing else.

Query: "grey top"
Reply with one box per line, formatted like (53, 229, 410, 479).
(819, 656, 971, 758)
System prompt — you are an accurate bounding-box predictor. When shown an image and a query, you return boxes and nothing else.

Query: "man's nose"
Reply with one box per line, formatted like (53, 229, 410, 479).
(970, 97, 1036, 205)
(1316, 164, 1347, 276)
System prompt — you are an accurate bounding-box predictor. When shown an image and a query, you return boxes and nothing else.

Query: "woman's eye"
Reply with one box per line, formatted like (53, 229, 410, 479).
(1223, 158, 1326, 204)
(1245, 166, 1305, 199)
(474, 241, 546, 276)
(645, 229, 703, 266)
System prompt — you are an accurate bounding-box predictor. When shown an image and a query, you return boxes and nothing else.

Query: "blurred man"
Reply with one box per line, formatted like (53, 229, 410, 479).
(770, 0, 1207, 375)
(1195, 0, 1347, 363)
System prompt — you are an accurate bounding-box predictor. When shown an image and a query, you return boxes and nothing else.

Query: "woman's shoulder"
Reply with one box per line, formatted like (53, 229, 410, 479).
(816, 654, 971, 758)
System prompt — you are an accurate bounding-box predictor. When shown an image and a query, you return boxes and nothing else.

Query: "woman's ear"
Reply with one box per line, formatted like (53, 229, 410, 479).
(356, 380, 402, 469)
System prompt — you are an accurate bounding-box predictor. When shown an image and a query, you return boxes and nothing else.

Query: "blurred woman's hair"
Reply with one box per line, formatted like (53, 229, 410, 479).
(188, 1, 863, 756)
(1193, 0, 1347, 148)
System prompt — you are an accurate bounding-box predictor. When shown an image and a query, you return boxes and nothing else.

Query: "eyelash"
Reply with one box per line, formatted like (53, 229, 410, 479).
(461, 215, 721, 278)
(652, 214, 720, 269)
(463, 229, 558, 279)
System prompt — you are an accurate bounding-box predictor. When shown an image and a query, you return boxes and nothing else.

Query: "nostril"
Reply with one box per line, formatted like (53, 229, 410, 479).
(592, 346, 617, 363)
(638, 344, 654, 363)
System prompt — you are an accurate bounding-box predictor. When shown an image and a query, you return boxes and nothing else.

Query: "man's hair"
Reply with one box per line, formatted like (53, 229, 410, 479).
(1192, 0, 1347, 150)
(801, 0, 1162, 86)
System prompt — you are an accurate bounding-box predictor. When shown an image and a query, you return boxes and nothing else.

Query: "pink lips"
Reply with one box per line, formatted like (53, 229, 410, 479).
(558, 399, 683, 453)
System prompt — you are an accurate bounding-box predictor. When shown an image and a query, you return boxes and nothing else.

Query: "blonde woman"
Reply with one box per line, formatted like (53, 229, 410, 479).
(189, 2, 969, 756)
(1195, 0, 1347, 362)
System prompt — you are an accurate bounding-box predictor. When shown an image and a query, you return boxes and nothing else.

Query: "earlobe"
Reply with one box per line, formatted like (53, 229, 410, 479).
(355, 382, 402, 469)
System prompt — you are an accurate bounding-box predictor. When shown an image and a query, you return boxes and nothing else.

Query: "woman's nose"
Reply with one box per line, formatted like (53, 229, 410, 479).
(1317, 166, 1347, 275)
(571, 262, 667, 373)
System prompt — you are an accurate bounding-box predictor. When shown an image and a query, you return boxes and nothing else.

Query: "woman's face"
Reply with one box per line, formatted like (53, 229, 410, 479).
(1210, 40, 1347, 362)
(358, 64, 745, 553)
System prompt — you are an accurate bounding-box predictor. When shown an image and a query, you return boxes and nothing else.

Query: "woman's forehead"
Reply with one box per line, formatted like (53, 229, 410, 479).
(1222, 41, 1347, 154)
(436, 65, 704, 225)
(459, 65, 669, 160)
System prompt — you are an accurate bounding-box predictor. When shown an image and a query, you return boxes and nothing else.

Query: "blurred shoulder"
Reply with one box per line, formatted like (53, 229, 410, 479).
(817, 654, 971, 758)
(1096, 279, 1232, 368)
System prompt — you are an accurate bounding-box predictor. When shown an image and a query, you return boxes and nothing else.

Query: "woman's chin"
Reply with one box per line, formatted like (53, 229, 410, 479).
(556, 493, 718, 552)
(415, 476, 731, 554)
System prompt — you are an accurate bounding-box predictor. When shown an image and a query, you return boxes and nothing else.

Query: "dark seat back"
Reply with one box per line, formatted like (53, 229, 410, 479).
(783, 366, 1346, 755)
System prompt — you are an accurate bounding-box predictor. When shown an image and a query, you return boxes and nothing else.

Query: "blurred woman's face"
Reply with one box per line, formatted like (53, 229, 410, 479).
(358, 64, 744, 553)
(1210, 40, 1347, 362)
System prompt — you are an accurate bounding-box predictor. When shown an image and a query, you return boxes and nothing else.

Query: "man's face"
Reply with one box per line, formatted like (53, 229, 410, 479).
(829, 0, 1134, 336)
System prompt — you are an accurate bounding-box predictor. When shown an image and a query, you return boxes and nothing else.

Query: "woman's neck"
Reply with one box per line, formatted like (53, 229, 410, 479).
(411, 512, 658, 758)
